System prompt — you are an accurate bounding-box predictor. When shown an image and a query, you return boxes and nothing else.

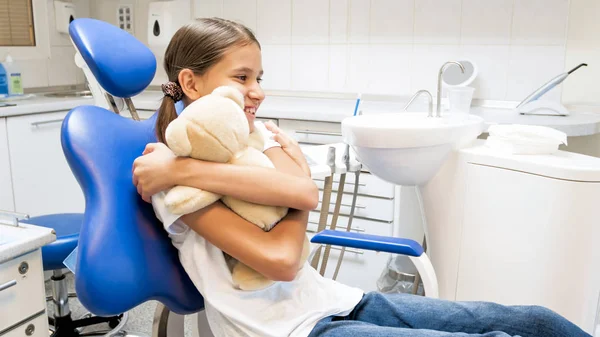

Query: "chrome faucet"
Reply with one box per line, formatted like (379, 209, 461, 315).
(437, 61, 465, 117)
(403, 90, 433, 117)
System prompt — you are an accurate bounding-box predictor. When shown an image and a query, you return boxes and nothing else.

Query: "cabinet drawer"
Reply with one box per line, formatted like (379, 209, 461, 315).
(313, 172, 394, 199)
(315, 191, 394, 223)
(0, 250, 46, 332)
(307, 216, 393, 292)
(2, 312, 48, 337)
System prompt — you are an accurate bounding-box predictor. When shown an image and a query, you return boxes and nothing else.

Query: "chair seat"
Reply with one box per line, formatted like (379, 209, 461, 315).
(23, 213, 82, 270)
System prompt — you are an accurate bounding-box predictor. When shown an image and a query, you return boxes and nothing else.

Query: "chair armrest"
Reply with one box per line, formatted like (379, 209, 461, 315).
(310, 230, 423, 257)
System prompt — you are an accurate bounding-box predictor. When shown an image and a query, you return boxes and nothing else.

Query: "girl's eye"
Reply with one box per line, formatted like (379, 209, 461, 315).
(236, 75, 247, 81)
(257, 77, 263, 83)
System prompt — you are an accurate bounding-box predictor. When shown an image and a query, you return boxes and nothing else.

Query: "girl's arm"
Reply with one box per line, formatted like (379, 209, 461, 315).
(181, 202, 308, 281)
(132, 143, 319, 210)
(178, 138, 314, 281)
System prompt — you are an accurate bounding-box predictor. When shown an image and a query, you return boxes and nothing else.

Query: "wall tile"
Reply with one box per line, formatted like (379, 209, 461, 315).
(459, 45, 510, 100)
(223, 0, 257, 32)
(18, 59, 50, 88)
(345, 44, 370, 92)
(328, 45, 347, 91)
(367, 45, 412, 95)
(261, 44, 292, 90)
(410, 44, 460, 96)
(291, 45, 329, 91)
(193, 0, 223, 18)
(506, 46, 565, 102)
(348, 0, 370, 44)
(292, 0, 329, 44)
(511, 0, 569, 45)
(330, 0, 348, 44)
(562, 47, 600, 105)
(414, 0, 462, 44)
(257, 0, 292, 44)
(46, 46, 78, 87)
(370, 0, 413, 44)
(461, 0, 513, 45)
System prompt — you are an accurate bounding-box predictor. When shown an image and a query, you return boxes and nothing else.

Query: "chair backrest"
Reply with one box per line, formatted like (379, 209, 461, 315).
(64, 18, 203, 316)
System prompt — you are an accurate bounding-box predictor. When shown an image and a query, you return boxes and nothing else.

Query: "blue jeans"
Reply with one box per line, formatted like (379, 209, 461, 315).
(308, 292, 592, 337)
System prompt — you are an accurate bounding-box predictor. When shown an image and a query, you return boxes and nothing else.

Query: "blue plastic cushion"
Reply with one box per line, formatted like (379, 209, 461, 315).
(310, 230, 424, 257)
(61, 105, 203, 316)
(69, 18, 156, 98)
(23, 213, 82, 271)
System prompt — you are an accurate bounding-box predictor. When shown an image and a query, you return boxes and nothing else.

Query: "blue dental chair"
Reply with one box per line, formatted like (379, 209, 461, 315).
(26, 18, 437, 337)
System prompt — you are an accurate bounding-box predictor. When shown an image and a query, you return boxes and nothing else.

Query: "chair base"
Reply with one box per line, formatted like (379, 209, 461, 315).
(47, 269, 132, 337)
(49, 313, 123, 337)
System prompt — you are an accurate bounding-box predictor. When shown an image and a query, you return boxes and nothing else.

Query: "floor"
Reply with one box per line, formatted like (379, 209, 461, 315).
(44, 272, 196, 337)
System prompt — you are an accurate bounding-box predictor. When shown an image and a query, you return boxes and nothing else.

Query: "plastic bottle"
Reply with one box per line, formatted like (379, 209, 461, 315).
(2, 55, 24, 96)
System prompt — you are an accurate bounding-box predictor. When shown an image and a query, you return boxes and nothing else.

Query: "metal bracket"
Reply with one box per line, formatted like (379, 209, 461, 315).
(0, 210, 30, 227)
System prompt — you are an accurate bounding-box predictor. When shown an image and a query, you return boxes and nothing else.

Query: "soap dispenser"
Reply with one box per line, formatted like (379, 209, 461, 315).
(1, 55, 24, 96)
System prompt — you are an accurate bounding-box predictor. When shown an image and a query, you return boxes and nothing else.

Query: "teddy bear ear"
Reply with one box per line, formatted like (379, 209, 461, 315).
(212, 86, 245, 109)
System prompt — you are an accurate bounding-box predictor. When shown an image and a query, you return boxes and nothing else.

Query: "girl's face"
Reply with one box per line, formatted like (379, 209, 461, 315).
(179, 43, 265, 132)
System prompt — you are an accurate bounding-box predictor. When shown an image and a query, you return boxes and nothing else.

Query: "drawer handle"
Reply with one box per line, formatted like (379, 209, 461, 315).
(307, 221, 364, 232)
(31, 118, 64, 127)
(295, 130, 342, 137)
(0, 279, 17, 292)
(319, 202, 365, 209)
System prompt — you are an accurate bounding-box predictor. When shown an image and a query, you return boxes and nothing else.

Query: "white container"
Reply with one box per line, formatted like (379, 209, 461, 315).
(447, 86, 475, 116)
(147, 0, 191, 49)
(54, 1, 77, 34)
(420, 139, 600, 335)
(1, 55, 24, 96)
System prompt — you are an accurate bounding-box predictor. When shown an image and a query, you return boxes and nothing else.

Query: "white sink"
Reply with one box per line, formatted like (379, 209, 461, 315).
(342, 112, 485, 186)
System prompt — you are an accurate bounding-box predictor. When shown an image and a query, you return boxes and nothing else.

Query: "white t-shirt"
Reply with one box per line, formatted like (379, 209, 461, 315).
(152, 121, 364, 337)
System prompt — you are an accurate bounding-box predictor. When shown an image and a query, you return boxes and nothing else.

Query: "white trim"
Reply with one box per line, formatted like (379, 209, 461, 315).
(409, 254, 439, 299)
(0, 0, 51, 60)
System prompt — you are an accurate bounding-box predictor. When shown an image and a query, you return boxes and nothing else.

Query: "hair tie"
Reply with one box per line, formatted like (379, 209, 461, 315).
(161, 82, 184, 102)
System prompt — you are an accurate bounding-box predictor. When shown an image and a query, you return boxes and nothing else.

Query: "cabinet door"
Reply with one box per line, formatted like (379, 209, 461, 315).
(7, 112, 84, 216)
(0, 118, 15, 212)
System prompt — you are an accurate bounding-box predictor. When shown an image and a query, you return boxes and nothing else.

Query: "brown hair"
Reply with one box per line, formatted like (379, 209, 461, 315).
(155, 18, 260, 143)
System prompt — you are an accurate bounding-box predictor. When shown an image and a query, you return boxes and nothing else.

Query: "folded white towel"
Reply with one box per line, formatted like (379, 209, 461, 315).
(485, 124, 567, 155)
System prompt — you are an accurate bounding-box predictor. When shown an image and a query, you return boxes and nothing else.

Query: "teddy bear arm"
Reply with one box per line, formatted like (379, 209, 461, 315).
(232, 261, 274, 291)
(164, 185, 222, 215)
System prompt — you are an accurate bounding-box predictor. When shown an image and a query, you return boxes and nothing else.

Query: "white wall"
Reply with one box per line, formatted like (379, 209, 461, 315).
(0, 0, 90, 89)
(190, 0, 574, 103)
(561, 0, 600, 106)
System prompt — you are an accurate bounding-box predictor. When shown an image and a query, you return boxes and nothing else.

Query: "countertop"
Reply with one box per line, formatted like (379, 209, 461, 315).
(0, 222, 56, 264)
(1, 90, 600, 137)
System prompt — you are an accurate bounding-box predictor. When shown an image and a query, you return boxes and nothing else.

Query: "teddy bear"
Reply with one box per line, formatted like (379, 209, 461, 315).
(162, 86, 311, 291)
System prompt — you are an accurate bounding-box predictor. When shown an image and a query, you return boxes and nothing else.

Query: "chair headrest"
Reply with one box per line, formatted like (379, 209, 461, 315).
(69, 18, 157, 98)
(62, 106, 204, 315)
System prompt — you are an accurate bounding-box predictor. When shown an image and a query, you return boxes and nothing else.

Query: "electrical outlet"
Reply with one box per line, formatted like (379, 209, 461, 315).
(117, 4, 134, 34)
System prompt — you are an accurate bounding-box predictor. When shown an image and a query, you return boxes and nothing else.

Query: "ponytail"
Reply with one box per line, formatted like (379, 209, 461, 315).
(155, 96, 178, 143)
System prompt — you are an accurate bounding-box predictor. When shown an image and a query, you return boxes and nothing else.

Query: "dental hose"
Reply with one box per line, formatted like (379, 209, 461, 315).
(332, 144, 361, 281)
(310, 147, 337, 271)
(319, 170, 346, 276)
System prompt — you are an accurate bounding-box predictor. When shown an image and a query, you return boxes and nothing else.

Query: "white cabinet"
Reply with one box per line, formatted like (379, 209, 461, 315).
(7, 111, 84, 216)
(0, 249, 49, 336)
(0, 118, 15, 212)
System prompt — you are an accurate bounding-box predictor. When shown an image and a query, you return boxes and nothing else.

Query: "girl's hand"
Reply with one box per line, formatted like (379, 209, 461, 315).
(264, 121, 311, 177)
(132, 142, 178, 202)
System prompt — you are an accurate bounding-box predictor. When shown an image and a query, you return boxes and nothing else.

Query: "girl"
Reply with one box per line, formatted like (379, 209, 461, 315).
(132, 18, 591, 337)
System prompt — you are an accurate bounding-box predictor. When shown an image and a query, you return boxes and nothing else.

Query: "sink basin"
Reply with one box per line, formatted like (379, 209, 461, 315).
(342, 112, 485, 186)
(44, 90, 93, 98)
